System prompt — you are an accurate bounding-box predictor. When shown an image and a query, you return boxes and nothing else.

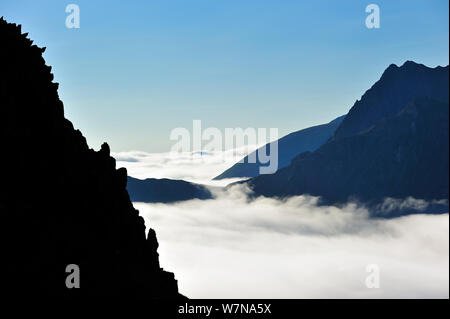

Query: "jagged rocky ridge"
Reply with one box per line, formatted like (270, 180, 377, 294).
(334, 61, 448, 140)
(0, 18, 181, 297)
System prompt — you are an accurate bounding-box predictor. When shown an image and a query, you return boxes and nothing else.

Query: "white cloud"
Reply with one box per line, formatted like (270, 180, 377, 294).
(113, 145, 259, 186)
(376, 197, 449, 215)
(114, 149, 449, 298)
(135, 184, 449, 298)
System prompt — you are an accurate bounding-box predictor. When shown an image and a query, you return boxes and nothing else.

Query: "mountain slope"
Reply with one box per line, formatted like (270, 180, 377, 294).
(334, 61, 448, 140)
(0, 19, 181, 297)
(127, 176, 213, 203)
(214, 115, 345, 180)
(248, 63, 449, 216)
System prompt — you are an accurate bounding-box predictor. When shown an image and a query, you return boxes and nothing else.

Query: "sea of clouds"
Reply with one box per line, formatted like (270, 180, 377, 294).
(113, 146, 258, 186)
(114, 150, 449, 298)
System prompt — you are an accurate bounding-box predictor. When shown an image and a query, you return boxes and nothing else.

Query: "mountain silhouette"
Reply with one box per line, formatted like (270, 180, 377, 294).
(334, 61, 448, 140)
(214, 115, 345, 180)
(0, 18, 182, 297)
(127, 176, 213, 203)
(247, 62, 449, 216)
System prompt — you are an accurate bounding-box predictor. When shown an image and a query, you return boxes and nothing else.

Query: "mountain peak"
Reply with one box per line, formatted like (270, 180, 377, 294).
(333, 61, 449, 140)
(401, 60, 422, 67)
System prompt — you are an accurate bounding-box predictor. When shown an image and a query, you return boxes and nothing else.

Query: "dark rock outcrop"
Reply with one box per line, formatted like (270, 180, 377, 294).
(0, 18, 181, 297)
(247, 62, 449, 216)
(214, 115, 345, 180)
(127, 176, 213, 203)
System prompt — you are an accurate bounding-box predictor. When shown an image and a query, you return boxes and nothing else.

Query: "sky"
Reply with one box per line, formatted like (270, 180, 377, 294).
(1, 0, 449, 152)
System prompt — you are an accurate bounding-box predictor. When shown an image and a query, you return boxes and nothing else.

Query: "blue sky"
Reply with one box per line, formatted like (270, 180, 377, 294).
(1, 0, 448, 152)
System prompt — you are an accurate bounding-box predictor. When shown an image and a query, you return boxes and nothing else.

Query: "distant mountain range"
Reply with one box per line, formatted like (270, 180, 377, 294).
(127, 176, 213, 203)
(126, 61, 449, 216)
(214, 115, 345, 180)
(246, 61, 449, 216)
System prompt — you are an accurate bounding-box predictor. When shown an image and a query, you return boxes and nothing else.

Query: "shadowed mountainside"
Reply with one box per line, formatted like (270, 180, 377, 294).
(334, 61, 448, 140)
(0, 18, 181, 297)
(247, 62, 449, 216)
(127, 176, 213, 203)
(214, 115, 345, 180)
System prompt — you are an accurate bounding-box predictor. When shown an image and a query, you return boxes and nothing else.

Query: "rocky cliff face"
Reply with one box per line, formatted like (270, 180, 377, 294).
(0, 18, 180, 297)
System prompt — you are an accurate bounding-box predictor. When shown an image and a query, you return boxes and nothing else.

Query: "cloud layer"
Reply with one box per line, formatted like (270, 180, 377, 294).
(113, 147, 258, 186)
(115, 149, 449, 298)
(135, 185, 449, 298)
